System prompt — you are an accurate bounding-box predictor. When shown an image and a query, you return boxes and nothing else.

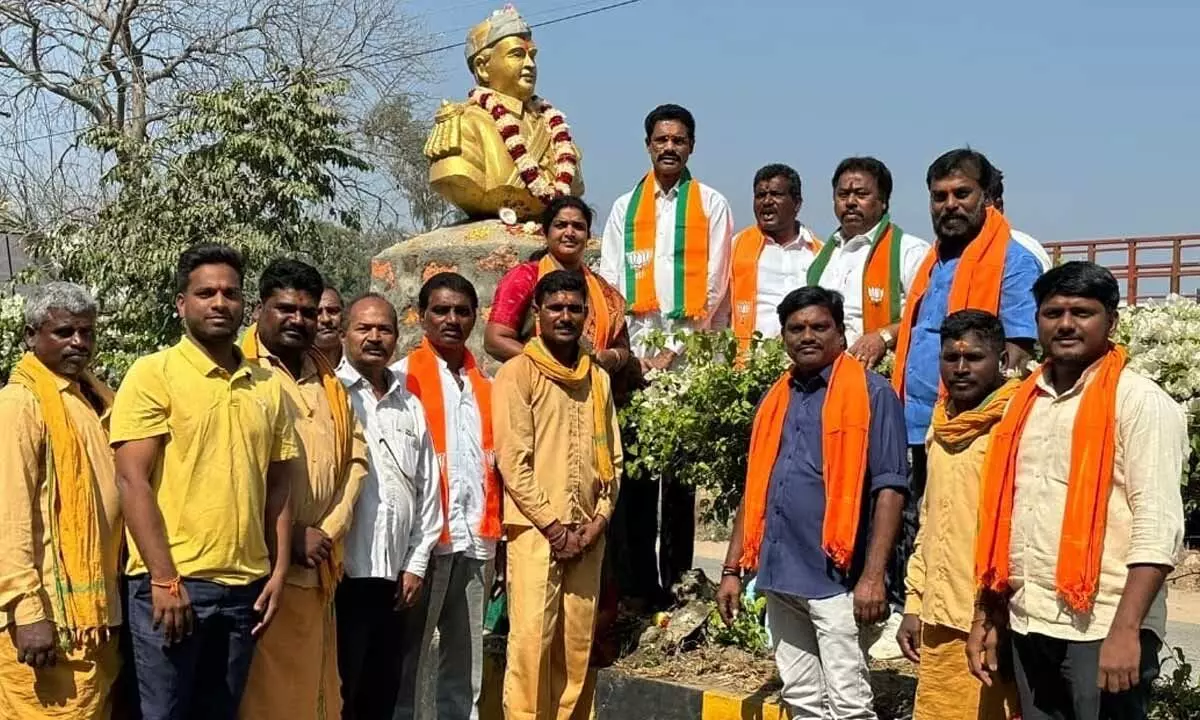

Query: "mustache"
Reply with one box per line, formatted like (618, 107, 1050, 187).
(658, 152, 681, 161)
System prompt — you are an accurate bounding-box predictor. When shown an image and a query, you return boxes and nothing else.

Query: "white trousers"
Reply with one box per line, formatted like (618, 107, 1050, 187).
(765, 590, 877, 720)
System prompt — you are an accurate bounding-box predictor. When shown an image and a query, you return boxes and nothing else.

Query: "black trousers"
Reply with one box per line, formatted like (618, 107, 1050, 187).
(1011, 630, 1161, 720)
(887, 444, 927, 609)
(336, 577, 409, 720)
(610, 470, 695, 607)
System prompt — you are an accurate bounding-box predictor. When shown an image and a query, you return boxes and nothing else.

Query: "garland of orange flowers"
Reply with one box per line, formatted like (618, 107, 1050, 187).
(468, 87, 578, 206)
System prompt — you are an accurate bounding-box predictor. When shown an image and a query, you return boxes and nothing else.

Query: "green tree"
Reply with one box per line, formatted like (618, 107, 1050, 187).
(21, 69, 370, 381)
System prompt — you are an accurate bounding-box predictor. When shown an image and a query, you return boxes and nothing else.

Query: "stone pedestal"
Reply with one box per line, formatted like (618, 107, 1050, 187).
(370, 218, 597, 372)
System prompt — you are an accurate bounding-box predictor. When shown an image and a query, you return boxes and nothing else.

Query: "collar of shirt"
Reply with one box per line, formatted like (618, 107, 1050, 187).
(1033, 358, 1104, 401)
(176, 335, 253, 381)
(654, 177, 682, 200)
(832, 218, 887, 251)
(766, 224, 820, 251)
(336, 360, 404, 402)
(789, 363, 835, 394)
(249, 334, 321, 384)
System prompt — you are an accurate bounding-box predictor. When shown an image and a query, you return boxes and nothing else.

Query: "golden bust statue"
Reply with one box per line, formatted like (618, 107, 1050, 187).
(424, 6, 585, 222)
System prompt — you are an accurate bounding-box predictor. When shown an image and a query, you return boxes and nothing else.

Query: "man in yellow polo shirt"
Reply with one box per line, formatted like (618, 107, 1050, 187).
(111, 243, 302, 720)
(239, 259, 368, 720)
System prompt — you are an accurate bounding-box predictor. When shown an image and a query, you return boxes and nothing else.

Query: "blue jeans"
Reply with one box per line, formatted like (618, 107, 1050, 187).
(127, 575, 265, 720)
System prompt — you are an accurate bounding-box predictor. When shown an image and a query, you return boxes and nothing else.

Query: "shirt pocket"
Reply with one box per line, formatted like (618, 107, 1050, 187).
(377, 421, 421, 510)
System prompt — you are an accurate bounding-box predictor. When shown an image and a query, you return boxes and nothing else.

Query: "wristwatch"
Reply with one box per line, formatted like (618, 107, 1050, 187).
(878, 328, 896, 349)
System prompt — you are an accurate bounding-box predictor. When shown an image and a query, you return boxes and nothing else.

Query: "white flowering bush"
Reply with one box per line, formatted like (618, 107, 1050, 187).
(620, 330, 788, 524)
(1115, 295, 1200, 506)
(0, 292, 25, 381)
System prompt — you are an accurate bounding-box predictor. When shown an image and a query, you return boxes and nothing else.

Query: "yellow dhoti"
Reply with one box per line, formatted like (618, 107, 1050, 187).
(0, 631, 119, 719)
(912, 623, 1019, 720)
(503, 526, 604, 720)
(239, 586, 341, 720)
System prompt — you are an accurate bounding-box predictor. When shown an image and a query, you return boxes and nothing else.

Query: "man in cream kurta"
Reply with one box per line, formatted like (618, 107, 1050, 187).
(494, 270, 622, 720)
(240, 259, 368, 720)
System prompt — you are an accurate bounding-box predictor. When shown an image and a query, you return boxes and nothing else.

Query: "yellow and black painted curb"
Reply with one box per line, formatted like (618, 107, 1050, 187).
(592, 672, 788, 720)
(481, 638, 788, 720)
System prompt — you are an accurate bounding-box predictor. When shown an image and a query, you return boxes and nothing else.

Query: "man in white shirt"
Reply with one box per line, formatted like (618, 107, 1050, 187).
(809, 157, 930, 361)
(988, 170, 1054, 272)
(335, 293, 442, 720)
(727, 163, 822, 356)
(599, 103, 733, 598)
(599, 103, 734, 372)
(393, 273, 499, 720)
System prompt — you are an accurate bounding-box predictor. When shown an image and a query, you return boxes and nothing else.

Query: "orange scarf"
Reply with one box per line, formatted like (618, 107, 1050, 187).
(730, 225, 823, 359)
(624, 169, 709, 319)
(739, 353, 871, 570)
(974, 346, 1128, 613)
(405, 338, 502, 542)
(240, 326, 355, 598)
(892, 207, 1012, 399)
(536, 255, 618, 351)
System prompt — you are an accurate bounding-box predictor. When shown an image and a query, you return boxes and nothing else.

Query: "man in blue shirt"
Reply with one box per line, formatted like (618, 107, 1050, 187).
(717, 287, 908, 719)
(883, 149, 1042, 660)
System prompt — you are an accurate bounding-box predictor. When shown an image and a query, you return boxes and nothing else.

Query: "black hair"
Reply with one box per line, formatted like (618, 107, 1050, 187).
(832, 156, 893, 204)
(926, 148, 998, 193)
(940, 310, 1006, 355)
(776, 286, 845, 331)
(258, 258, 324, 302)
(644, 103, 696, 142)
(346, 292, 398, 326)
(987, 168, 1005, 202)
(418, 272, 479, 312)
(753, 164, 802, 203)
(1033, 261, 1120, 313)
(533, 270, 587, 307)
(540, 195, 594, 236)
(175, 243, 244, 294)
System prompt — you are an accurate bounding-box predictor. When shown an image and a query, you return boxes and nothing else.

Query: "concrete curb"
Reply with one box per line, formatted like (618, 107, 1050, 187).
(479, 636, 789, 720)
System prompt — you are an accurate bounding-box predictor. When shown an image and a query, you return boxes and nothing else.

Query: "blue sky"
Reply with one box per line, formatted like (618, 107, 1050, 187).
(405, 0, 1200, 244)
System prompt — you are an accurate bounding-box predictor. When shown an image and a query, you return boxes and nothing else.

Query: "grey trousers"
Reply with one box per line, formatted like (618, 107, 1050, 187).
(394, 552, 491, 720)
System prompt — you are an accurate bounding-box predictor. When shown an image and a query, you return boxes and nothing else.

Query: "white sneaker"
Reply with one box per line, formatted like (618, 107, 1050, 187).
(866, 611, 906, 661)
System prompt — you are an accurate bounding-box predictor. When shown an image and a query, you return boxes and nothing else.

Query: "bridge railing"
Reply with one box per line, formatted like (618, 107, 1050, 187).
(1044, 234, 1200, 304)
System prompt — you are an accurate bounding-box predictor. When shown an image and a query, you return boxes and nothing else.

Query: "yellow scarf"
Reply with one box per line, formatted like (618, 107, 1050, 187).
(521, 337, 615, 484)
(241, 325, 353, 600)
(9, 352, 114, 649)
(931, 379, 1021, 452)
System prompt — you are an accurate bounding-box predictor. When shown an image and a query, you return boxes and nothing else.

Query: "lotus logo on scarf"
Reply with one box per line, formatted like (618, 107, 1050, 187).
(867, 286, 885, 305)
(736, 300, 752, 316)
(626, 249, 653, 269)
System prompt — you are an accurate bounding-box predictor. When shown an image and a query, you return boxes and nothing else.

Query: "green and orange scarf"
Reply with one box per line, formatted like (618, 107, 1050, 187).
(807, 214, 905, 333)
(623, 169, 710, 320)
(739, 353, 871, 571)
